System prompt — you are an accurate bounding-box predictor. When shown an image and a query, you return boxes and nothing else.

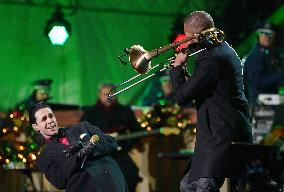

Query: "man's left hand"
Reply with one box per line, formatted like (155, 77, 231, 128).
(63, 142, 83, 156)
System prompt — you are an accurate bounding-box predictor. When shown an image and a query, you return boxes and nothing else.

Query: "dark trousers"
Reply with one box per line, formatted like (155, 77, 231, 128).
(180, 173, 225, 192)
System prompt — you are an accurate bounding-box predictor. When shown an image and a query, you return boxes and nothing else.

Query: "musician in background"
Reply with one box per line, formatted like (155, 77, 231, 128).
(16, 79, 53, 112)
(80, 83, 142, 192)
(243, 21, 284, 105)
(139, 73, 176, 106)
(169, 11, 252, 192)
(29, 102, 128, 192)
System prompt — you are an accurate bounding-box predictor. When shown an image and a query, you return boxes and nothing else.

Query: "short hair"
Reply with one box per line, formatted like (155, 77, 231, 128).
(29, 102, 51, 124)
(184, 11, 214, 34)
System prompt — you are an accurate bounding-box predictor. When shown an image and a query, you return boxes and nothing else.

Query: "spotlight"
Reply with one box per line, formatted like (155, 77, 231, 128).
(45, 6, 71, 46)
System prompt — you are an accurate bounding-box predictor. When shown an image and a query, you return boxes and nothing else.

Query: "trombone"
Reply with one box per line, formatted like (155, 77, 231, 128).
(108, 27, 225, 99)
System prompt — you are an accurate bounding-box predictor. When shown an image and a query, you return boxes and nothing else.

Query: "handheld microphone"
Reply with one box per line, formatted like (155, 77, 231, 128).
(79, 134, 100, 169)
(79, 133, 88, 169)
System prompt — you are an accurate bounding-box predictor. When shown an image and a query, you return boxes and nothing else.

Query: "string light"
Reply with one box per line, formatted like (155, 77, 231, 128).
(1, 109, 40, 169)
(19, 145, 25, 151)
(141, 123, 147, 128)
(2, 128, 7, 134)
(138, 104, 193, 135)
(178, 122, 183, 127)
(30, 143, 37, 150)
(17, 154, 24, 159)
(29, 153, 37, 160)
(13, 126, 18, 132)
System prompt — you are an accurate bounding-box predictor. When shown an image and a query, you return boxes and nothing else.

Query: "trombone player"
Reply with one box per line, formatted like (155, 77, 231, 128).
(169, 11, 252, 192)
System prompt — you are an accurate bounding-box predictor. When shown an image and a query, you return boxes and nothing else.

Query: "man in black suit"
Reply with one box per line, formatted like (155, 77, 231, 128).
(169, 11, 252, 192)
(29, 102, 128, 192)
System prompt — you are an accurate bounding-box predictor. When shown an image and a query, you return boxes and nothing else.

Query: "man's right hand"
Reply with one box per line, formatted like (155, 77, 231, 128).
(75, 142, 96, 159)
(171, 52, 188, 67)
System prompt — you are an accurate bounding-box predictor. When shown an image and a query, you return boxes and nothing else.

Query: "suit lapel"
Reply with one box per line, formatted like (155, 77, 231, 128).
(65, 126, 80, 145)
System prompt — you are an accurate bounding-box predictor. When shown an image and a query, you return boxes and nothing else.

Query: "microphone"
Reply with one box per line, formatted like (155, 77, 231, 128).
(79, 134, 100, 169)
(79, 133, 88, 169)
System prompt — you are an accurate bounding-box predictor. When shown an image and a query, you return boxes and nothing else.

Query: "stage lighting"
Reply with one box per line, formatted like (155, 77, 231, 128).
(45, 6, 71, 46)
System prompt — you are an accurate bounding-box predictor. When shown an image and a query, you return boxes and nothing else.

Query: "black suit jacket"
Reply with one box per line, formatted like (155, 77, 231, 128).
(36, 121, 128, 192)
(170, 42, 252, 182)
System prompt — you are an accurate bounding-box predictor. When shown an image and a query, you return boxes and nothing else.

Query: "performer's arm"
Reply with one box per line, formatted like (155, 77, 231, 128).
(36, 151, 81, 189)
(170, 54, 219, 105)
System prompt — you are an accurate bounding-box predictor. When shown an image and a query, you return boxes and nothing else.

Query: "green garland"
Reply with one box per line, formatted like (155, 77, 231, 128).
(0, 109, 39, 169)
(137, 103, 192, 131)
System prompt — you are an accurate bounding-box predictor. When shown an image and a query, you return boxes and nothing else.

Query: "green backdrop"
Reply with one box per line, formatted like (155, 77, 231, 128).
(0, 1, 199, 110)
(0, 0, 283, 111)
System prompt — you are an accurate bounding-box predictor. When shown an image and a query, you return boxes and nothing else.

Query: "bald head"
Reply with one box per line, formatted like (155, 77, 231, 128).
(184, 11, 214, 36)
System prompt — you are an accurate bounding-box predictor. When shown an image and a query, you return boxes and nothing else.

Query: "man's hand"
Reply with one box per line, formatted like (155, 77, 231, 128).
(76, 142, 96, 159)
(63, 142, 83, 157)
(171, 52, 188, 67)
(76, 135, 100, 159)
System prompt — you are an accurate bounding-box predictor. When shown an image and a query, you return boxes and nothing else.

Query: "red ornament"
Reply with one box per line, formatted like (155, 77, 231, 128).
(174, 34, 188, 53)
(12, 111, 21, 118)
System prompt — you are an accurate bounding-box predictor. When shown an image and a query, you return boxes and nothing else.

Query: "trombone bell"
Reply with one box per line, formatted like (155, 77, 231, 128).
(129, 45, 152, 74)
